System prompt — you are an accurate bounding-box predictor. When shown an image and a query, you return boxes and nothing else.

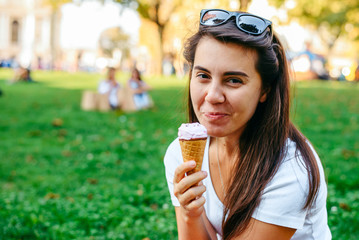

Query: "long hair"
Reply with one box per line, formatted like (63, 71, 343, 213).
(131, 68, 142, 81)
(183, 19, 320, 239)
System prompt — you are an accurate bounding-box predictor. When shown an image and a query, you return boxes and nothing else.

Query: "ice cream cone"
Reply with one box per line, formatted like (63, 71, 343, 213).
(179, 138, 207, 175)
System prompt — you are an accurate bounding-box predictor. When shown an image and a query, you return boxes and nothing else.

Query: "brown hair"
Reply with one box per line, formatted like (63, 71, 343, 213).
(131, 67, 142, 81)
(183, 18, 320, 239)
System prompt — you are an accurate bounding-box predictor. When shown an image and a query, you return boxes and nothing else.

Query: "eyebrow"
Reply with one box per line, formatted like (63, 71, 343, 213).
(194, 66, 210, 72)
(193, 65, 249, 78)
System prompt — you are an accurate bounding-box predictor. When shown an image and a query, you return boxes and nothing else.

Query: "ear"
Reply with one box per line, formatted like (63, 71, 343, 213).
(259, 88, 270, 103)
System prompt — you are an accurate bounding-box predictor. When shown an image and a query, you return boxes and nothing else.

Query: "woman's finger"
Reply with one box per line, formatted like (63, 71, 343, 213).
(174, 171, 207, 197)
(186, 196, 206, 211)
(178, 184, 206, 206)
(173, 161, 196, 184)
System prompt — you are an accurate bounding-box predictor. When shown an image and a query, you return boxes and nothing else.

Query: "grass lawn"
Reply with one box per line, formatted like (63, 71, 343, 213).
(0, 68, 358, 239)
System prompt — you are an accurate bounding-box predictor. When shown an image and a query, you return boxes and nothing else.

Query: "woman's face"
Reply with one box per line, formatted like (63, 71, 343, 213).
(190, 37, 267, 139)
(132, 70, 139, 80)
(108, 69, 116, 80)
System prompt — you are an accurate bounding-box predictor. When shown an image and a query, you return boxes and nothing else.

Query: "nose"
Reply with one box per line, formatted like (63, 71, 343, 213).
(205, 81, 225, 104)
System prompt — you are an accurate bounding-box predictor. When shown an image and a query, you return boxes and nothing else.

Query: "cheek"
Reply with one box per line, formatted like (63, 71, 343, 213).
(189, 80, 197, 102)
(190, 81, 204, 108)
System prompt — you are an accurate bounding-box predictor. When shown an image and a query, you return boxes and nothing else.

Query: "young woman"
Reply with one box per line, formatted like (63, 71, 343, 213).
(127, 67, 152, 110)
(164, 9, 331, 240)
(98, 67, 121, 109)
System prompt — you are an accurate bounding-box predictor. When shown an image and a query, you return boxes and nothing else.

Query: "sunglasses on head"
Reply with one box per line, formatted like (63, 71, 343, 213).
(200, 9, 272, 36)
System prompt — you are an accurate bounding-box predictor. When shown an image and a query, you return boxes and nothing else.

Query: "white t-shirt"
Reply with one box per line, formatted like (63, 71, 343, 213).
(128, 79, 151, 109)
(98, 80, 121, 107)
(164, 137, 331, 239)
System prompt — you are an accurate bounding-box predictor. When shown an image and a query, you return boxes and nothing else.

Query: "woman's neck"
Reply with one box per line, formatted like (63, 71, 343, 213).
(213, 136, 239, 164)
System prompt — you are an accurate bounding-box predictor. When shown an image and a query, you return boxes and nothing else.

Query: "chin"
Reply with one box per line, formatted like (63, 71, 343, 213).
(206, 128, 227, 138)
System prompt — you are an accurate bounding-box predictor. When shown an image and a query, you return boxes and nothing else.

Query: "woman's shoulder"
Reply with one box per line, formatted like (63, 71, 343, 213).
(280, 139, 312, 184)
(254, 139, 328, 232)
(282, 138, 322, 171)
(276, 138, 326, 200)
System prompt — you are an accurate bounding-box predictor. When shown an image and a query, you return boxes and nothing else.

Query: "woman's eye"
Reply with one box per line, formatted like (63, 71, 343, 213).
(196, 73, 210, 80)
(227, 78, 243, 84)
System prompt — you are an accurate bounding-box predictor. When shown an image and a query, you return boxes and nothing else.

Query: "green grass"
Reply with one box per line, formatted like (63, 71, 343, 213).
(0, 68, 358, 239)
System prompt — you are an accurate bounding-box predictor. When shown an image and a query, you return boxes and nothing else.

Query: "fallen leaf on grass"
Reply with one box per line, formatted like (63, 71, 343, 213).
(28, 129, 42, 137)
(62, 150, 72, 157)
(57, 129, 67, 137)
(66, 197, 75, 203)
(111, 138, 122, 147)
(150, 204, 158, 210)
(125, 135, 134, 141)
(341, 149, 356, 159)
(87, 193, 93, 200)
(87, 178, 98, 185)
(25, 155, 34, 163)
(52, 118, 63, 127)
(44, 192, 60, 200)
(339, 202, 351, 211)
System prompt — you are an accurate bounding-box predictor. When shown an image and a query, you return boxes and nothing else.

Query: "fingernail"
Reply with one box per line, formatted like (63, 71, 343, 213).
(190, 161, 196, 166)
(203, 171, 207, 176)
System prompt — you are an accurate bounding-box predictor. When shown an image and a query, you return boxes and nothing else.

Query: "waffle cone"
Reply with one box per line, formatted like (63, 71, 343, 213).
(179, 138, 207, 175)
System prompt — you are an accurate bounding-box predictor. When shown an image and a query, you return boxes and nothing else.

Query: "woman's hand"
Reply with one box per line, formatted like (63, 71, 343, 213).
(173, 160, 208, 219)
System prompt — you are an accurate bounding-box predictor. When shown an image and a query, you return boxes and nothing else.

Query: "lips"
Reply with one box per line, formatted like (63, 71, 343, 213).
(203, 111, 229, 120)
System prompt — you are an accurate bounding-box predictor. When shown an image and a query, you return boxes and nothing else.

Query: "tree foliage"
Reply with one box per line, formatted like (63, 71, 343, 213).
(112, 0, 254, 73)
(43, 0, 73, 10)
(113, 0, 183, 73)
(269, 0, 359, 48)
(99, 27, 131, 60)
(239, 0, 251, 11)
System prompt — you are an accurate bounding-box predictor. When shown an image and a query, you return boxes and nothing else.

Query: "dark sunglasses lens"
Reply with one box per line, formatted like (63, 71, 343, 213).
(202, 10, 229, 25)
(238, 16, 267, 34)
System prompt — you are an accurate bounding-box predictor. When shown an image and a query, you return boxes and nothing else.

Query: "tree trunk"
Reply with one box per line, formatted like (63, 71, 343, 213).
(158, 24, 164, 75)
(239, 0, 251, 11)
(154, 2, 164, 75)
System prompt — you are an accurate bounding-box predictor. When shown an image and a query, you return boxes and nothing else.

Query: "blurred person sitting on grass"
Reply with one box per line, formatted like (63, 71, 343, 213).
(11, 66, 34, 83)
(127, 67, 153, 110)
(164, 9, 331, 240)
(98, 67, 121, 109)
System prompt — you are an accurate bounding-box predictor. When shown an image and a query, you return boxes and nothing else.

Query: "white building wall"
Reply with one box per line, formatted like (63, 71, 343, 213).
(42, 17, 50, 50)
(0, 0, 52, 67)
(19, 12, 35, 67)
(0, 13, 9, 49)
(0, 0, 140, 70)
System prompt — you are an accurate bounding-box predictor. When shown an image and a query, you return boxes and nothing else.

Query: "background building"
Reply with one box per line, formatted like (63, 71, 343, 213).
(0, 0, 139, 71)
(0, 0, 54, 68)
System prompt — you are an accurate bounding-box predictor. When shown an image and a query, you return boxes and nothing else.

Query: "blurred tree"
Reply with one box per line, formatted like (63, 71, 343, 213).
(239, 0, 251, 11)
(99, 27, 132, 67)
(269, 0, 359, 51)
(99, 0, 256, 74)
(115, 0, 183, 74)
